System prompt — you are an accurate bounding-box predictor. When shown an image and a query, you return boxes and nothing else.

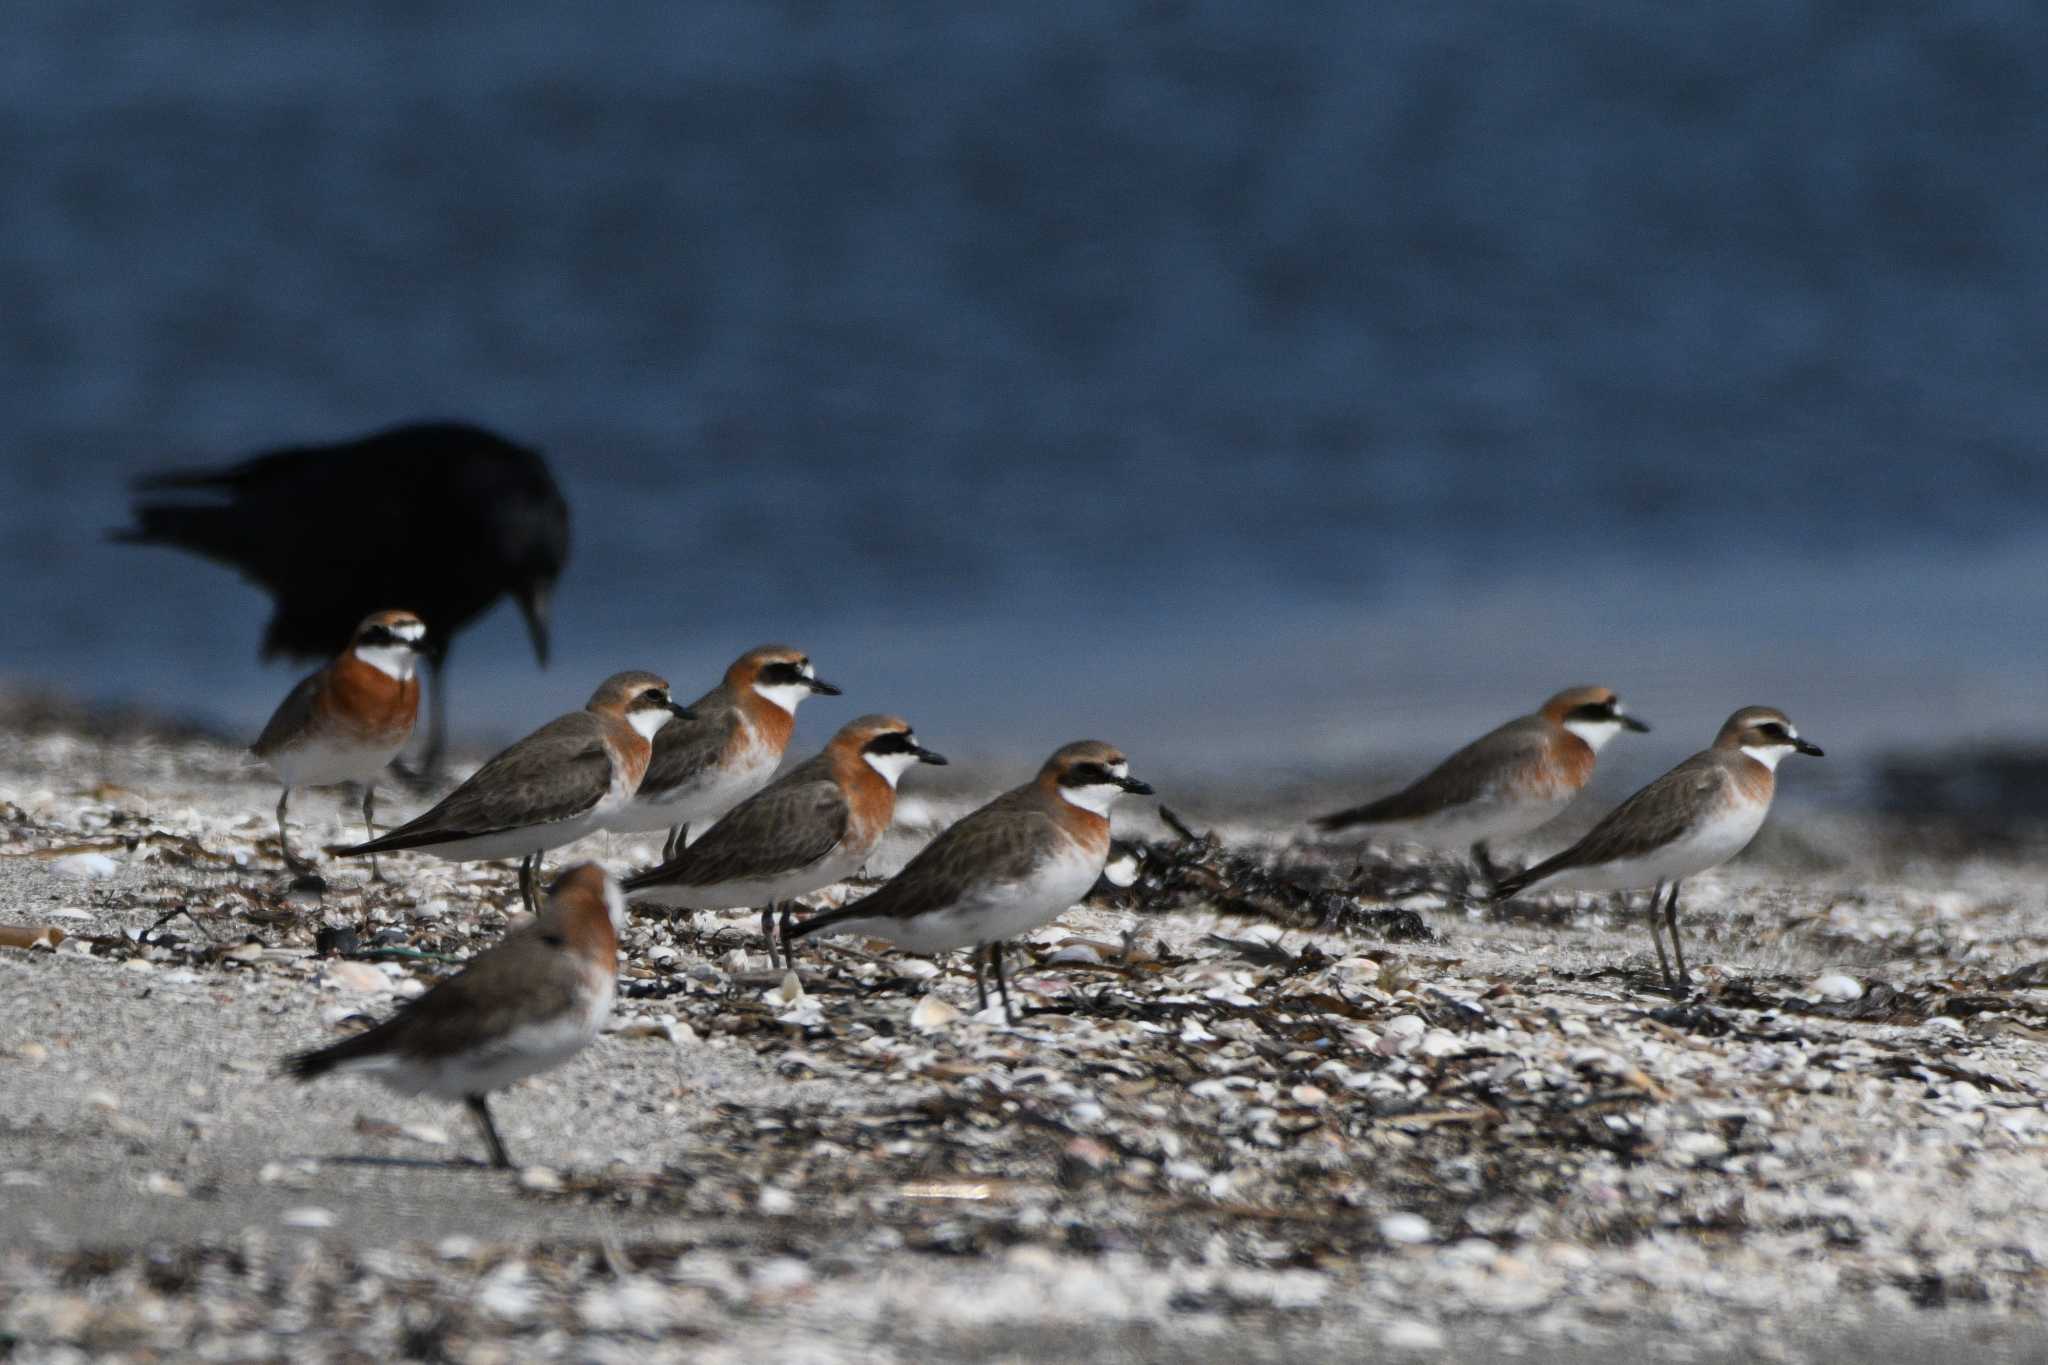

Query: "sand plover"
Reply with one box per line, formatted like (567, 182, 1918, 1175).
(601, 645, 842, 859)
(1314, 686, 1649, 882)
(114, 421, 569, 772)
(332, 671, 691, 913)
(1494, 706, 1824, 992)
(786, 741, 1153, 1022)
(251, 609, 427, 878)
(283, 862, 623, 1168)
(622, 714, 946, 963)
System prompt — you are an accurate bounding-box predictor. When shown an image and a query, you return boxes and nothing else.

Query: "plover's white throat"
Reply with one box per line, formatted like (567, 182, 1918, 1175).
(1314, 685, 1651, 884)
(1493, 705, 1824, 993)
(283, 862, 623, 1169)
(599, 645, 842, 861)
(623, 714, 946, 964)
(332, 670, 692, 914)
(786, 740, 1155, 1023)
(251, 609, 427, 879)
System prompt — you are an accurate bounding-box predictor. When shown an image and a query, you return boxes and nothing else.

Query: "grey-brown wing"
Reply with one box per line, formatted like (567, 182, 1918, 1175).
(640, 695, 739, 799)
(377, 713, 610, 844)
(628, 767, 848, 888)
(816, 799, 1055, 926)
(1318, 716, 1548, 827)
(373, 923, 583, 1060)
(1529, 761, 1729, 874)
(251, 668, 324, 758)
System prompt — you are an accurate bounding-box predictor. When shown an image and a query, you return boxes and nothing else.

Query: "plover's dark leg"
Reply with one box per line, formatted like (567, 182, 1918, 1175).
(1470, 840, 1505, 887)
(277, 788, 312, 872)
(778, 902, 799, 969)
(1664, 881, 1690, 990)
(360, 784, 383, 883)
(466, 1094, 512, 1169)
(760, 902, 781, 968)
(518, 854, 539, 917)
(1641, 884, 1675, 992)
(663, 823, 687, 863)
(991, 941, 1016, 1024)
(972, 945, 990, 1012)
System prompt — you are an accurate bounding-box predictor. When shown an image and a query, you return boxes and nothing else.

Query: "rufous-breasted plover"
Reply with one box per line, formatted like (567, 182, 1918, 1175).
(251, 609, 426, 879)
(1315, 686, 1650, 882)
(786, 740, 1153, 1022)
(1493, 705, 1823, 993)
(284, 861, 623, 1169)
(333, 671, 691, 913)
(602, 645, 842, 860)
(622, 714, 947, 963)
(115, 421, 568, 772)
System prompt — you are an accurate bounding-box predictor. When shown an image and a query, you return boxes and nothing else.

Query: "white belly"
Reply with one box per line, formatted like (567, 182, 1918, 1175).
(344, 979, 613, 1100)
(606, 739, 780, 836)
(1529, 801, 1769, 894)
(1373, 792, 1577, 850)
(631, 839, 872, 911)
(270, 735, 407, 789)
(818, 839, 1104, 954)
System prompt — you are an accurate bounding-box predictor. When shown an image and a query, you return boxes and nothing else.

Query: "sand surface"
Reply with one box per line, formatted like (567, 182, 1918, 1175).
(4, 711, 2048, 1361)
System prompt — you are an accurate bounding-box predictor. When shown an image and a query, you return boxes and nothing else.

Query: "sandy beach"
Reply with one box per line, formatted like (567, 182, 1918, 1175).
(5, 698, 2048, 1361)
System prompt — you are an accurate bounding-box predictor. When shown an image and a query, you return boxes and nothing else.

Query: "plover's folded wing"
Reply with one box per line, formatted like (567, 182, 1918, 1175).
(638, 695, 737, 800)
(1317, 717, 1554, 829)
(251, 667, 325, 758)
(793, 806, 1056, 934)
(626, 767, 848, 890)
(343, 713, 611, 851)
(1505, 761, 1728, 891)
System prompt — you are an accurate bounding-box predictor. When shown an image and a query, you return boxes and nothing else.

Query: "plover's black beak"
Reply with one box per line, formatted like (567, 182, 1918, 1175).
(1117, 774, 1155, 796)
(914, 744, 949, 766)
(1619, 712, 1651, 732)
(667, 699, 698, 721)
(516, 581, 554, 667)
(807, 677, 843, 696)
(1793, 737, 1825, 757)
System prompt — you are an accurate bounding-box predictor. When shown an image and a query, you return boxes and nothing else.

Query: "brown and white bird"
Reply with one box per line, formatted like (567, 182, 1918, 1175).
(283, 862, 623, 1169)
(622, 714, 947, 963)
(786, 740, 1154, 1022)
(251, 609, 426, 878)
(601, 645, 842, 859)
(1493, 706, 1824, 993)
(1314, 686, 1650, 881)
(332, 671, 691, 913)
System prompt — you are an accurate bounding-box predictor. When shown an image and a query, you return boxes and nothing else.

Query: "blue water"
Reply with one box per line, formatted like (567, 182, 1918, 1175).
(3, 3, 2045, 795)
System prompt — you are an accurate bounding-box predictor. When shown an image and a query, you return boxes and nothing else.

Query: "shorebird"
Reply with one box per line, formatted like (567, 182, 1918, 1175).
(785, 740, 1153, 1022)
(1314, 686, 1650, 882)
(1493, 706, 1824, 992)
(283, 862, 623, 1169)
(600, 645, 842, 860)
(113, 420, 569, 772)
(622, 714, 947, 963)
(251, 609, 426, 878)
(331, 671, 690, 913)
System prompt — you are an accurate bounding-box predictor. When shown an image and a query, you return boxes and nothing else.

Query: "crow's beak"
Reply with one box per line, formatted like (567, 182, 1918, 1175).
(516, 581, 554, 667)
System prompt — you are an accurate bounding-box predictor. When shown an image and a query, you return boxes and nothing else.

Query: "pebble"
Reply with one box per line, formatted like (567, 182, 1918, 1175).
(281, 1207, 336, 1229)
(517, 1167, 563, 1192)
(1383, 1319, 1446, 1350)
(1379, 1212, 1433, 1245)
(911, 994, 964, 1030)
(1811, 973, 1863, 1002)
(48, 851, 118, 879)
(321, 961, 392, 995)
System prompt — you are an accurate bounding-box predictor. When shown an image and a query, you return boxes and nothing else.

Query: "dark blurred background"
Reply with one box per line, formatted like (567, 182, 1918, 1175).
(3, 2, 2045, 798)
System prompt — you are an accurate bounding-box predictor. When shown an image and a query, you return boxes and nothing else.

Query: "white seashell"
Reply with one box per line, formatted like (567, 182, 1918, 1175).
(48, 852, 118, 880)
(1811, 973, 1863, 1002)
(911, 995, 963, 1030)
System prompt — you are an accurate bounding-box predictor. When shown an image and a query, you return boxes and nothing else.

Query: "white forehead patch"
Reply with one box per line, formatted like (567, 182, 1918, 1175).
(1109, 760, 1129, 778)
(392, 619, 426, 642)
(799, 659, 816, 679)
(863, 748, 921, 788)
(354, 642, 417, 683)
(753, 680, 813, 715)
